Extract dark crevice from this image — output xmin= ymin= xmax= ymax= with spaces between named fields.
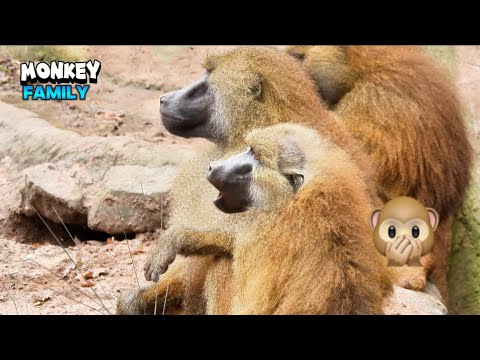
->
xmin=1 ymin=213 xmax=136 ymax=246
xmin=67 ymin=224 xmax=136 ymax=241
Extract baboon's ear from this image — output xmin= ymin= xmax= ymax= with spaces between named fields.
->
xmin=370 ymin=209 xmax=381 ymax=230
xmin=249 ymin=75 xmax=263 ymax=99
xmin=203 ymin=54 xmax=219 ymax=72
xmin=287 ymin=173 xmax=304 ymax=192
xmin=427 ymin=208 xmax=440 ymax=231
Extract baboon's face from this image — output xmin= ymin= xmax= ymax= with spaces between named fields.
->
xmin=159 ymin=56 xmax=264 ymax=143
xmin=160 ymin=73 xmax=214 ymax=139
xmin=160 ymin=47 xmax=309 ymax=144
xmin=207 ymin=147 xmax=257 ymax=214
xmin=207 ymin=145 xmax=304 ymax=214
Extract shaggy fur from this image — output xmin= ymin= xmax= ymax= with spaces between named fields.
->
xmin=117 ymin=47 xmax=382 ymax=315
xmin=231 ymin=124 xmax=392 ymax=314
xmin=286 ymin=46 xmax=473 ymax=298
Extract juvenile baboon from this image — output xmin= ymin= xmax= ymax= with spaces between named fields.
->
xmin=117 ymin=47 xmax=381 ymax=315
xmin=286 ymin=46 xmax=473 ymax=297
xmin=207 ymin=123 xmax=392 ymax=314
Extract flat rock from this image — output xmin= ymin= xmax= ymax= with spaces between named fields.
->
xmin=21 ymin=163 xmax=86 ymax=224
xmin=384 ymin=282 xmax=447 ymax=315
xmin=88 ymin=165 xmax=176 ymax=234
xmin=0 ymin=101 xmax=195 ymax=235
xmin=0 ymin=101 xmax=192 ymax=192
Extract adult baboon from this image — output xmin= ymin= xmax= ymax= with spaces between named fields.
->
xmin=286 ymin=46 xmax=473 ymax=297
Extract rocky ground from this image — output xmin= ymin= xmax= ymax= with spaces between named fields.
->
xmin=0 ymin=46 xmax=478 ymax=315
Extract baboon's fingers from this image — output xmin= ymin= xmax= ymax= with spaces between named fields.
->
xmin=144 ymin=257 xmax=154 ymax=280
xmin=145 ymin=267 xmax=155 ymax=282
xmin=151 ymin=270 xmax=160 ymax=283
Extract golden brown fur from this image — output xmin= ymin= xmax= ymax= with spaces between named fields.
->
xmin=117 ymin=46 xmax=382 ymax=315
xmin=230 ymin=124 xmax=392 ymax=314
xmin=286 ymin=46 xmax=473 ymax=299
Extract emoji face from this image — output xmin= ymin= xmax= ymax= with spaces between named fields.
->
xmin=370 ymin=196 xmax=439 ymax=266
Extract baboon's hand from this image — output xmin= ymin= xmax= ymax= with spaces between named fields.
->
xmin=117 ymin=287 xmax=149 ymax=315
xmin=144 ymin=241 xmax=177 ymax=282
xmin=407 ymin=238 xmax=423 ymax=267
xmin=386 ymin=235 xmax=413 ymax=267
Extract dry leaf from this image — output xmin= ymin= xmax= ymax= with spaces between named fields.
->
xmin=107 ymin=237 xmax=115 ymax=245
xmin=131 ymin=249 xmax=145 ymax=255
xmin=31 ymin=243 xmax=42 ymax=249
xmin=93 ymin=268 xmax=109 ymax=277
xmin=83 ymin=269 xmax=108 ymax=279
xmin=80 ymin=281 xmax=95 ymax=288
xmin=32 ymin=292 xmax=51 ymax=306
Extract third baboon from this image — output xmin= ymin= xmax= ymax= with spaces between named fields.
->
xmin=286 ymin=46 xmax=473 ymax=297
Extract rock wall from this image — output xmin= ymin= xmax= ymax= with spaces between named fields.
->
xmin=445 ymin=46 xmax=480 ymax=314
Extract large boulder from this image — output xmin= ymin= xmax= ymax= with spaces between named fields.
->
xmin=384 ymin=282 xmax=447 ymax=315
xmin=88 ymin=165 xmax=176 ymax=234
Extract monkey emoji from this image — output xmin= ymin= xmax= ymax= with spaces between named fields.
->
xmin=371 ymin=197 xmax=439 ymax=267
xmin=206 ymin=123 xmax=392 ymax=314
xmin=117 ymin=46 xmax=382 ymax=315
xmin=286 ymin=46 xmax=472 ymax=297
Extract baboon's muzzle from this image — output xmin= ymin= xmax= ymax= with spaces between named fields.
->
xmin=207 ymin=157 xmax=253 ymax=214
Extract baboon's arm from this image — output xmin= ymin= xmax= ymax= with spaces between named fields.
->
xmin=144 ymin=228 xmax=233 ymax=282
xmin=176 ymin=230 xmax=234 ymax=257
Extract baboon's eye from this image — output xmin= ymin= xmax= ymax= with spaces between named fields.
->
xmin=249 ymin=83 xmax=261 ymax=98
xmin=286 ymin=173 xmax=304 ymax=192
xmin=412 ymin=226 xmax=420 ymax=238
xmin=388 ymin=226 xmax=396 ymax=239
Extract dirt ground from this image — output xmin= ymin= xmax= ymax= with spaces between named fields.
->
xmin=0 ymin=46 xmax=226 ymax=315
xmin=0 ymin=234 xmax=155 ymax=315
